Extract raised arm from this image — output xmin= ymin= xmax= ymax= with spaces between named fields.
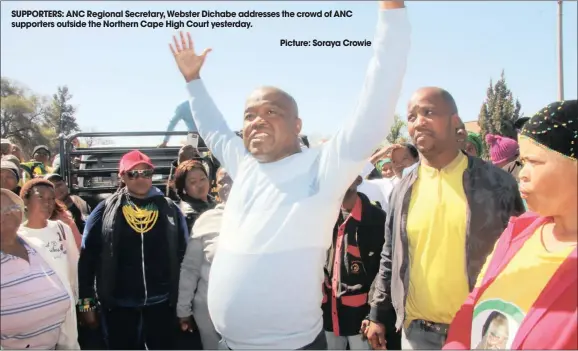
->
xmin=162 ymin=101 xmax=200 ymax=145
xmin=162 ymin=107 xmax=183 ymax=145
xmin=170 ymin=32 xmax=246 ymax=179
xmin=318 ymin=1 xmax=411 ymax=195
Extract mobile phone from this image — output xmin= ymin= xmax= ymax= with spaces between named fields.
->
xmin=187 ymin=133 xmax=199 ymax=149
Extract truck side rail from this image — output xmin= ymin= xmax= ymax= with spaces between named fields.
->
xmin=59 ymin=131 xmax=208 ymax=194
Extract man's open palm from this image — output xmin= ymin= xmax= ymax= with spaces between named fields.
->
xmin=169 ymin=32 xmax=212 ymax=83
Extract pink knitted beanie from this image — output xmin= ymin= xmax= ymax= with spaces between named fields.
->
xmin=485 ymin=134 xmax=519 ymax=165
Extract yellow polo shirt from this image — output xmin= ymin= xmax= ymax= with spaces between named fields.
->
xmin=405 ymin=152 xmax=470 ymax=327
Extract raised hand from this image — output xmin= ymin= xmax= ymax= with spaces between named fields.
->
xmin=379 ymin=1 xmax=405 ymax=10
xmin=169 ymin=32 xmax=212 ymax=83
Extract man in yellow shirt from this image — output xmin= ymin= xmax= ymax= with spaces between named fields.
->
xmin=365 ymin=87 xmax=525 ymax=349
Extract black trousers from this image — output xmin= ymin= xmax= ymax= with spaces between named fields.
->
xmin=102 ymin=301 xmax=177 ymax=350
xmin=299 ymin=330 xmax=328 ymax=350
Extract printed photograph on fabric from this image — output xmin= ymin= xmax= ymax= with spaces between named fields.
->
xmin=471 ymin=299 xmax=525 ymax=349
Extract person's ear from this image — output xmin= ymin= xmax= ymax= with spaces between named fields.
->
xmin=294 ymin=117 xmax=302 ymax=135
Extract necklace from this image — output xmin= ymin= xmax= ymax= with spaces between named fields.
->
xmin=122 ymin=194 xmax=159 ymax=235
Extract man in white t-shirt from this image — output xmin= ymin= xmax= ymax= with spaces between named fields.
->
xmin=168 ymin=1 xmax=411 ymax=349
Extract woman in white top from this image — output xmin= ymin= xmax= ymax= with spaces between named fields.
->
xmin=1 ymin=188 xmax=79 ymax=350
xmin=18 ymin=178 xmax=79 ymax=300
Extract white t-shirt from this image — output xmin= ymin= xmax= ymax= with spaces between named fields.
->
xmin=19 ymin=220 xmax=79 ymax=300
xmin=187 ymin=8 xmax=411 ymax=350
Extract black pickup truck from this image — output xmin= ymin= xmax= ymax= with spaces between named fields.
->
xmin=59 ymin=131 xmax=310 ymax=209
xmin=58 ymin=131 xmax=210 ymax=209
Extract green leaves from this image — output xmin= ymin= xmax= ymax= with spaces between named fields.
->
xmin=478 ymin=70 xmax=522 ymax=158
xmin=385 ymin=113 xmax=409 ymax=146
xmin=0 ymin=77 xmax=79 ymax=157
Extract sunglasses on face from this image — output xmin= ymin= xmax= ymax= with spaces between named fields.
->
xmin=375 ymin=158 xmax=391 ymax=172
xmin=126 ymin=169 xmax=154 ymax=179
xmin=1 ymin=204 xmax=23 ymax=215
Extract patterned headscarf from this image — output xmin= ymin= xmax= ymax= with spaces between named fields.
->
xmin=520 ymin=100 xmax=577 ymax=160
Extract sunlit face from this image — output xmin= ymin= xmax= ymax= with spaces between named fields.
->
xmin=120 ymin=163 xmax=154 ymax=197
xmin=50 ymin=179 xmax=69 ymax=201
xmin=518 ymin=136 xmax=577 ymax=217
xmin=381 ymin=161 xmax=394 ymax=178
xmin=242 ymin=88 xmax=302 ymax=162
xmin=216 ymin=168 xmax=233 ymax=203
xmin=34 ymin=149 xmax=49 ymax=163
xmin=0 ymin=169 xmax=18 ymax=191
xmin=0 ymin=193 xmax=23 ymax=236
xmin=391 ymin=147 xmax=415 ymax=178
xmin=184 ymin=168 xmax=210 ymax=201
xmin=25 ymin=185 xmax=55 ymax=220
xmin=464 ymin=141 xmax=478 ymax=157
xmin=407 ymin=89 xmax=458 ymax=156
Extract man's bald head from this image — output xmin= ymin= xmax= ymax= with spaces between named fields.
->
xmin=411 ymin=87 xmax=458 ymax=116
xmin=246 ymin=86 xmax=299 ymax=119
xmin=242 ymin=86 xmax=303 ymax=163
xmin=407 ymin=87 xmax=461 ymax=157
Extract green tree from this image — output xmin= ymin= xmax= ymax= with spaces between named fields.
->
xmin=385 ymin=113 xmax=408 ymax=145
xmin=43 ymin=86 xmax=80 ymax=141
xmin=478 ymin=70 xmax=522 ymax=157
xmin=0 ymin=77 xmax=51 ymax=157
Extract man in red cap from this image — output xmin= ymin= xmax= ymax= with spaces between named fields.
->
xmin=77 ymin=150 xmax=189 ymax=350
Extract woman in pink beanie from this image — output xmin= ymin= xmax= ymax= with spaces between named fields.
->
xmin=485 ymin=133 xmax=522 ymax=181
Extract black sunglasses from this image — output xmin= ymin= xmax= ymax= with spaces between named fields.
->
xmin=126 ymin=169 xmax=154 ymax=179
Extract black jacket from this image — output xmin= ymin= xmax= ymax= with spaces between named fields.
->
xmin=178 ymin=194 xmax=216 ymax=232
xmin=78 ymin=187 xmax=189 ymax=308
xmin=323 ymin=192 xmax=386 ymax=336
xmin=369 ymin=155 xmax=526 ymax=330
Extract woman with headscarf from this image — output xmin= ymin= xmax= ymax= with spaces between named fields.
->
xmin=18 ymin=179 xmax=80 ymax=299
xmin=464 ymin=132 xmax=483 ymax=157
xmin=443 ymin=100 xmax=578 ymax=350
xmin=1 ymin=189 xmax=79 ymax=349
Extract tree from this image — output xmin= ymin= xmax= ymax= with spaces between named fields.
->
xmin=385 ymin=114 xmax=408 ymax=145
xmin=478 ymin=70 xmax=522 ymax=157
xmin=43 ymin=86 xmax=80 ymax=139
xmin=0 ymin=77 xmax=51 ymax=156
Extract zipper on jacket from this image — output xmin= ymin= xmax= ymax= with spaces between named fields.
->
xmin=141 ymin=234 xmax=148 ymax=305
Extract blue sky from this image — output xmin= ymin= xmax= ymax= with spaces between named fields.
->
xmin=1 ymin=1 xmax=577 ymax=146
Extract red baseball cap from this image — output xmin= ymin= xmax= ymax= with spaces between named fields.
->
xmin=119 ymin=150 xmax=154 ymax=174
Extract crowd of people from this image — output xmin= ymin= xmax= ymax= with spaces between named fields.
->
xmin=2 ymin=1 xmax=577 ymax=350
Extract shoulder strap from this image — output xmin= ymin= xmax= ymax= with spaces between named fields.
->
xmin=56 ymin=220 xmax=67 ymax=241
xmin=165 ymin=197 xmax=180 ymax=224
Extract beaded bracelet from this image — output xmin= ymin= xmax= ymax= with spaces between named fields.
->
xmin=77 ymin=298 xmax=97 ymax=312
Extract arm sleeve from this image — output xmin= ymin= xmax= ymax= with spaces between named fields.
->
xmin=61 ymin=212 xmax=83 ymax=249
xmin=77 ymin=201 xmax=104 ymax=300
xmin=369 ymin=191 xmax=396 ymax=324
xmin=59 ymin=220 xmax=80 ymax=301
xmin=186 ymin=81 xmax=247 ymax=180
xmin=317 ymin=9 xmax=411 ymax=197
xmin=176 ymin=237 xmax=204 ymax=318
xmin=173 ymin=203 xmax=189 ymax=263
